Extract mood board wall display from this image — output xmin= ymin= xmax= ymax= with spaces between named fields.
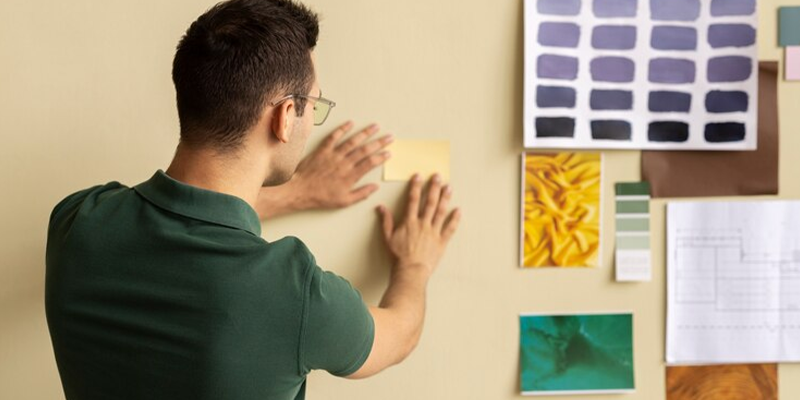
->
xmin=666 ymin=364 xmax=778 ymax=400
xmin=521 ymin=152 xmax=601 ymax=268
xmin=642 ymin=62 xmax=779 ymax=198
xmin=524 ymin=0 xmax=759 ymax=150
xmin=520 ymin=313 xmax=635 ymax=395
xmin=667 ymin=201 xmax=800 ymax=364
xmin=615 ymin=182 xmax=651 ymax=282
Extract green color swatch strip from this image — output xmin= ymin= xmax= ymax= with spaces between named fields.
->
xmin=617 ymin=235 xmax=651 ymax=250
xmin=615 ymin=182 xmax=651 ymax=196
xmin=616 ymin=200 xmax=649 ymax=214
xmin=616 ymin=218 xmax=650 ymax=232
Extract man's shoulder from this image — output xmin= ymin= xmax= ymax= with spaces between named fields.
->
xmin=49 ymin=181 xmax=128 ymax=226
xmin=260 ymin=236 xmax=317 ymax=273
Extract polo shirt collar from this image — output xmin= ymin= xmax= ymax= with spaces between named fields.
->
xmin=134 ymin=170 xmax=262 ymax=237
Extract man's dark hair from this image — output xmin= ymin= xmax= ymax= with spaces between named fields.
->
xmin=172 ymin=0 xmax=319 ymax=152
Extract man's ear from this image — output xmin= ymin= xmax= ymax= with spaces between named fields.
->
xmin=270 ymin=99 xmax=295 ymax=144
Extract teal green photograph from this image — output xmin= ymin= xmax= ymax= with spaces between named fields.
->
xmin=519 ymin=313 xmax=635 ymax=395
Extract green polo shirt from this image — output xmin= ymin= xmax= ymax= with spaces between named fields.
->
xmin=45 ymin=170 xmax=374 ymax=400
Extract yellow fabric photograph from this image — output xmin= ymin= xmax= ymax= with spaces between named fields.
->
xmin=521 ymin=153 xmax=601 ymax=268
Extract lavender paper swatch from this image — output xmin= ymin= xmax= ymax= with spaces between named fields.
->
xmin=537 ymin=86 xmax=577 ymax=108
xmin=649 ymin=91 xmax=692 ymax=113
xmin=650 ymin=0 xmax=700 ymax=21
xmin=711 ymin=0 xmax=756 ymax=17
xmin=592 ymin=26 xmax=637 ymax=50
xmin=651 ymin=26 xmax=697 ymax=50
xmin=591 ymin=57 xmax=635 ymax=83
xmin=537 ymin=55 xmax=579 ymax=80
xmin=593 ymin=0 xmax=637 ymax=18
xmin=649 ymin=58 xmax=696 ymax=84
xmin=708 ymin=24 xmax=756 ymax=48
xmin=537 ymin=0 xmax=581 ymax=16
xmin=707 ymin=56 xmax=752 ymax=82
xmin=538 ymin=22 xmax=580 ymax=48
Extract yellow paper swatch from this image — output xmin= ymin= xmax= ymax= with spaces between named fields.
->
xmin=383 ymin=139 xmax=450 ymax=182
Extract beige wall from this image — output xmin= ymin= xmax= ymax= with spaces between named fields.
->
xmin=2 ymin=0 xmax=799 ymax=398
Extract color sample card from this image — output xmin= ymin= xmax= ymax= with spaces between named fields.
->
xmin=667 ymin=364 xmax=777 ymax=400
xmin=521 ymin=153 xmax=601 ymax=268
xmin=383 ymin=139 xmax=450 ymax=182
xmin=787 ymin=47 xmax=800 ymax=81
xmin=520 ymin=313 xmax=635 ymax=396
xmin=779 ymin=6 xmax=800 ymax=46
xmin=615 ymin=182 xmax=651 ymax=282
xmin=642 ymin=62 xmax=780 ymax=198
xmin=524 ymin=0 xmax=759 ymax=150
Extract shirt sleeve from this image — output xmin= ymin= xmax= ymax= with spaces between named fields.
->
xmin=299 ymin=264 xmax=375 ymax=377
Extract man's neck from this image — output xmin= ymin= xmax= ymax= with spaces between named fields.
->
xmin=165 ymin=143 xmax=264 ymax=210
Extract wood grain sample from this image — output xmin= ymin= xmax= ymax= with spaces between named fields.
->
xmin=666 ymin=364 xmax=777 ymax=400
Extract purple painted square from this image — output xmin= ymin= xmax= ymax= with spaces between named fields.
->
xmin=538 ymin=22 xmax=581 ymax=48
xmin=648 ymin=58 xmax=696 ymax=84
xmin=708 ymin=24 xmax=756 ymax=48
xmin=705 ymin=91 xmax=749 ymax=113
xmin=592 ymin=26 xmax=637 ymax=50
xmin=707 ymin=56 xmax=752 ymax=82
xmin=593 ymin=0 xmax=638 ymax=18
xmin=537 ymin=86 xmax=577 ymax=108
xmin=591 ymin=57 xmax=635 ymax=83
xmin=650 ymin=0 xmax=700 ymax=21
xmin=651 ymin=26 xmax=697 ymax=50
xmin=710 ymin=0 xmax=756 ymax=16
xmin=538 ymin=54 xmax=579 ymax=80
xmin=590 ymin=90 xmax=633 ymax=110
xmin=537 ymin=0 xmax=581 ymax=16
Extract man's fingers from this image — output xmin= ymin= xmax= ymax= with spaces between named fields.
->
xmin=377 ymin=205 xmax=394 ymax=242
xmin=432 ymin=185 xmax=452 ymax=228
xmin=405 ymin=174 xmax=422 ymax=223
xmin=421 ymin=175 xmax=442 ymax=222
xmin=353 ymin=151 xmax=391 ymax=178
xmin=348 ymin=184 xmax=379 ymax=205
xmin=336 ymin=124 xmax=379 ymax=154
xmin=346 ymin=134 xmax=393 ymax=162
xmin=323 ymin=121 xmax=354 ymax=149
xmin=441 ymin=208 xmax=461 ymax=242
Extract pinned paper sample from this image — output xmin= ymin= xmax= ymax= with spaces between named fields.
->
xmin=524 ymin=0 xmax=759 ymax=150
xmin=667 ymin=201 xmax=800 ymax=364
xmin=521 ymin=153 xmax=601 ymax=268
xmin=642 ymin=62 xmax=779 ymax=198
xmin=520 ymin=313 xmax=635 ymax=396
xmin=615 ymin=183 xmax=651 ymax=282
xmin=779 ymin=6 xmax=800 ymax=46
xmin=383 ymin=140 xmax=449 ymax=182
xmin=787 ymin=47 xmax=800 ymax=81
xmin=667 ymin=364 xmax=777 ymax=400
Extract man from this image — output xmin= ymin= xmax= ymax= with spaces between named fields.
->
xmin=44 ymin=0 xmax=461 ymax=399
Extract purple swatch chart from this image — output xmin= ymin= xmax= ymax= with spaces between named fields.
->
xmin=524 ymin=0 xmax=758 ymax=150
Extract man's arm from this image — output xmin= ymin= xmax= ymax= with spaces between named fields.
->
xmin=255 ymin=121 xmax=393 ymax=219
xmin=347 ymin=174 xmax=461 ymax=379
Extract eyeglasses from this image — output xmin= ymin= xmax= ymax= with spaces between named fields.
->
xmin=271 ymin=91 xmax=336 ymax=126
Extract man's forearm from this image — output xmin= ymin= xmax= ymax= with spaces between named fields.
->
xmin=377 ymin=264 xmax=430 ymax=361
xmin=255 ymin=180 xmax=311 ymax=220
